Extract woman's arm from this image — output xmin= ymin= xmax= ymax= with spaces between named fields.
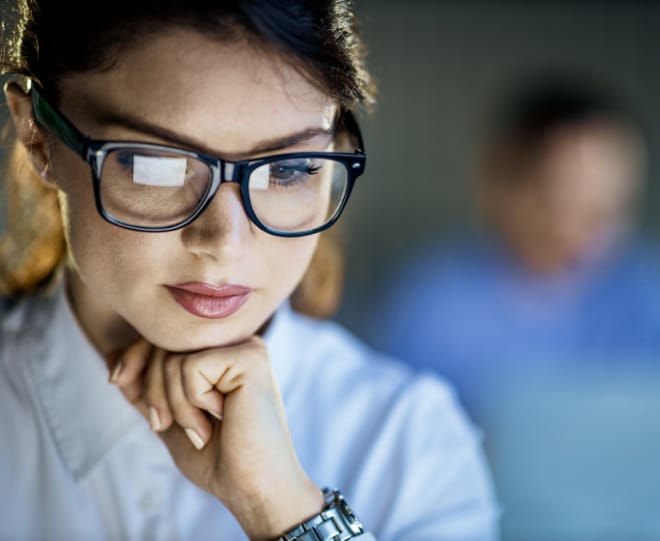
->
xmin=107 ymin=336 xmax=326 ymax=540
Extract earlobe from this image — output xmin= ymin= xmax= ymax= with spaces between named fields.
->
xmin=4 ymin=80 xmax=53 ymax=181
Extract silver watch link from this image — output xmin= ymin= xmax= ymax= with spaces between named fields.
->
xmin=277 ymin=487 xmax=364 ymax=541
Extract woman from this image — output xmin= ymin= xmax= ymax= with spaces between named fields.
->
xmin=0 ymin=1 xmax=498 ymax=539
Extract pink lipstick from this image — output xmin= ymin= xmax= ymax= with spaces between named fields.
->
xmin=165 ymin=282 xmax=251 ymax=319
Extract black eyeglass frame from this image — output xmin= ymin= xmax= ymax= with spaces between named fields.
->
xmin=29 ymin=81 xmax=367 ymax=237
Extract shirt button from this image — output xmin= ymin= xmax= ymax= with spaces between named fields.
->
xmin=138 ymin=491 xmax=161 ymax=514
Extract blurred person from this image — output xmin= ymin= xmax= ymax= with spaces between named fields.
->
xmin=369 ymin=75 xmax=660 ymax=411
xmin=367 ymin=75 xmax=660 ymax=540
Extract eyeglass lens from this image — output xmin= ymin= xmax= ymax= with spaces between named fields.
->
xmin=99 ymin=148 xmax=349 ymax=233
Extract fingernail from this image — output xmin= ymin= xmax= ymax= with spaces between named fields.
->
xmin=209 ymin=410 xmax=223 ymax=421
xmin=109 ymin=360 xmax=123 ymax=383
xmin=185 ymin=428 xmax=205 ymax=450
xmin=148 ymin=407 xmax=161 ymax=432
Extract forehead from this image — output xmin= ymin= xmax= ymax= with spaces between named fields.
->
xmin=58 ymin=28 xmax=337 ymax=152
xmin=536 ymin=121 xmax=641 ymax=171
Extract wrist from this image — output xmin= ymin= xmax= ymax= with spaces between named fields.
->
xmin=276 ymin=488 xmax=365 ymax=541
xmin=230 ymin=477 xmax=325 ymax=541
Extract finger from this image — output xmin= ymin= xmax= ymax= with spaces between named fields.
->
xmin=118 ymin=389 xmax=149 ymax=420
xmin=111 ymin=338 xmax=151 ymax=386
xmin=188 ymin=336 xmax=270 ymax=395
xmin=111 ymin=339 xmax=153 ymax=405
xmin=143 ymin=347 xmax=174 ymax=432
xmin=181 ymin=356 xmax=225 ymax=421
xmin=163 ymin=355 xmax=213 ymax=450
xmin=105 ymin=350 xmax=122 ymax=377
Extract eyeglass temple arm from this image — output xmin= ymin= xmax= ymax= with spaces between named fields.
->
xmin=342 ymin=109 xmax=365 ymax=154
xmin=30 ymin=82 xmax=88 ymax=158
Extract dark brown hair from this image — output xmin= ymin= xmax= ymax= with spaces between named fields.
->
xmin=0 ymin=0 xmax=376 ymax=317
xmin=478 ymin=74 xmax=644 ymax=185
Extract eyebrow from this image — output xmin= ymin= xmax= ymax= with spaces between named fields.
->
xmin=89 ymin=109 xmax=336 ymax=161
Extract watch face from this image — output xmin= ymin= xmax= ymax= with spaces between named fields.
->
xmin=323 ymin=489 xmax=364 ymax=535
xmin=279 ymin=489 xmax=365 ymax=540
xmin=335 ymin=491 xmax=364 ymax=534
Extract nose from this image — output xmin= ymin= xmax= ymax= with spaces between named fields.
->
xmin=179 ymin=182 xmax=252 ymax=260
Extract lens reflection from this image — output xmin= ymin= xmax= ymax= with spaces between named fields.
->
xmin=100 ymin=148 xmax=212 ymax=226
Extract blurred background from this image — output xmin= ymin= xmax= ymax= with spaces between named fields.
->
xmin=338 ymin=2 xmax=660 ymax=541
xmin=2 ymin=1 xmax=660 ymax=540
xmin=340 ymin=0 xmax=660 ymax=328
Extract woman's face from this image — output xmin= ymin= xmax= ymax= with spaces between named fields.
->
xmin=49 ymin=29 xmax=338 ymax=352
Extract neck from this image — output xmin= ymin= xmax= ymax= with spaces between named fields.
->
xmin=64 ymin=267 xmax=141 ymax=357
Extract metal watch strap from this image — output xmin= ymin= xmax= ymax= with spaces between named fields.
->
xmin=277 ymin=488 xmax=364 ymax=541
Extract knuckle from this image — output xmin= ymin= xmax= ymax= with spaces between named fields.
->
xmin=164 ymin=355 xmax=181 ymax=378
xmin=143 ymin=384 xmax=163 ymax=408
xmin=123 ymin=385 xmax=143 ymax=405
xmin=247 ymin=346 xmax=269 ymax=369
xmin=180 ymin=354 xmax=200 ymax=378
xmin=246 ymin=334 xmax=267 ymax=352
xmin=171 ymin=406 xmax=196 ymax=428
xmin=159 ymin=411 xmax=174 ymax=430
xmin=188 ymin=393 xmax=208 ymax=410
xmin=122 ymin=340 xmax=149 ymax=365
xmin=236 ymin=337 xmax=268 ymax=365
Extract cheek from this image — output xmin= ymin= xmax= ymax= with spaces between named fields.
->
xmin=52 ymin=149 xmax=99 ymax=247
xmin=63 ymin=199 xmax=133 ymax=284
xmin=260 ymin=235 xmax=318 ymax=294
xmin=58 ymin=184 xmax=160 ymax=299
xmin=52 ymin=150 xmax=144 ymax=278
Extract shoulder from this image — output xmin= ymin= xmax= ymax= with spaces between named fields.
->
xmin=1 ymin=288 xmax=59 ymax=381
xmin=284 ymin=307 xmax=481 ymax=452
xmin=285 ymin=308 xmax=433 ymax=389
xmin=1 ymin=288 xmax=58 ymax=339
xmin=283 ymin=311 xmax=499 ymax=538
xmin=0 ymin=290 xmax=60 ymax=456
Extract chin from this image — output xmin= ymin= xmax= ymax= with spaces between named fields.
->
xmin=144 ymin=314 xmax=261 ymax=353
xmin=151 ymin=329 xmax=241 ymax=353
xmin=132 ymin=292 xmax=276 ymax=352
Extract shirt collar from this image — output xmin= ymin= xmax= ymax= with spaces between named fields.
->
xmin=29 ymin=281 xmax=300 ymax=480
xmin=30 ymin=283 xmax=144 ymax=480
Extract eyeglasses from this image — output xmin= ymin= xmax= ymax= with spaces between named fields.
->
xmin=29 ymin=81 xmax=366 ymax=237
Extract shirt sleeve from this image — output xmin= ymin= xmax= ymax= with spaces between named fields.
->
xmin=354 ymin=372 xmax=501 ymax=541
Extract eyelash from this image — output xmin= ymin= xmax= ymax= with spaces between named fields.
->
xmin=268 ymin=163 xmax=322 ymax=185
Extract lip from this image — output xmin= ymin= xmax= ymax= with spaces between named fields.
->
xmin=165 ymin=282 xmax=252 ymax=319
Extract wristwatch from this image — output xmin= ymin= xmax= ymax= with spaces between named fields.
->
xmin=277 ymin=487 xmax=365 ymax=541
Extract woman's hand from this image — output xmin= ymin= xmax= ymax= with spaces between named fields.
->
xmin=107 ymin=336 xmax=324 ymax=540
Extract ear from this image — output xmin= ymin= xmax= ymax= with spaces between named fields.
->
xmin=4 ymin=80 xmax=53 ymax=182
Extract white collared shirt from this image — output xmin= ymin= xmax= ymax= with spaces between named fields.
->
xmin=0 ymin=283 xmax=498 ymax=540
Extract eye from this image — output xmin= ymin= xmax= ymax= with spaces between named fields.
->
xmin=269 ymin=160 xmax=322 ymax=183
xmin=115 ymin=150 xmax=134 ymax=171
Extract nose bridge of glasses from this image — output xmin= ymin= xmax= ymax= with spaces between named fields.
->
xmin=222 ymin=161 xmax=236 ymax=181
xmin=207 ymin=160 xmax=240 ymax=195
xmin=215 ymin=160 xmax=247 ymax=184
